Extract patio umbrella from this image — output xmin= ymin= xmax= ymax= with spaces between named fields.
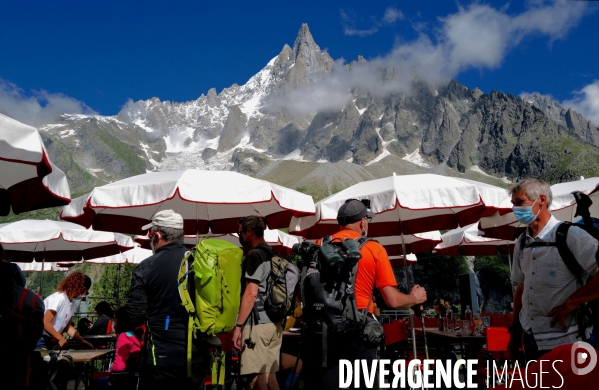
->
xmin=0 ymin=113 xmax=71 ymax=215
xmin=289 ymin=173 xmax=500 ymax=363
xmin=135 ymin=228 xmax=302 ymax=257
xmin=433 ymin=223 xmax=515 ymax=257
xmin=289 ymin=173 xmax=505 ymax=238
xmin=60 ymin=170 xmax=315 ymax=236
xmin=479 ymin=177 xmax=599 ymax=240
xmin=17 ymin=262 xmax=68 ymax=272
xmin=0 ymin=220 xmax=136 ymax=293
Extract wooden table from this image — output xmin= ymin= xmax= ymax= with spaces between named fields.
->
xmin=67 ymin=349 xmax=115 ymax=389
xmin=82 ymin=334 xmax=117 ymax=349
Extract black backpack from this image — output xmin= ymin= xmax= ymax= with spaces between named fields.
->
xmin=295 ymin=236 xmax=383 ymax=365
xmin=518 ymin=191 xmax=599 ymax=345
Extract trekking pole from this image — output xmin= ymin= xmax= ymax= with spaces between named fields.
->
xmin=419 ymin=306 xmax=430 ymax=360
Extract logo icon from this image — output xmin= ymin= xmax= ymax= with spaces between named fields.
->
xmin=570 ymin=341 xmax=598 ymax=375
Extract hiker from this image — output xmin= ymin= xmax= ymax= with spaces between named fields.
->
xmin=38 ymin=271 xmax=94 ymax=350
xmin=303 ymin=199 xmax=427 ymax=390
xmin=232 ymin=216 xmax=282 ymax=390
xmin=507 ymin=179 xmax=599 ymax=361
xmin=127 ymin=209 xmax=209 ymax=390
xmin=86 ymin=300 xmax=115 ymax=335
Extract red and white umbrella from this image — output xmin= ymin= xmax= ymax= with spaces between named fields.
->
xmin=289 ymin=173 xmax=503 ymax=238
xmin=61 ymin=170 xmax=315 ymax=235
xmin=59 ymin=246 xmax=152 ymax=267
xmin=0 ymin=113 xmax=71 ymax=215
xmin=17 ymin=262 xmax=69 ymax=272
xmin=0 ymin=220 xmax=135 ymax=293
xmin=433 ymin=223 xmax=515 ymax=256
xmin=135 ymin=228 xmax=302 ymax=257
xmin=0 ymin=220 xmax=135 ymax=263
xmin=479 ymin=177 xmax=599 ymax=240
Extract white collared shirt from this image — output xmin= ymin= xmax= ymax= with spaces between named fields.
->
xmin=511 ymin=215 xmax=598 ymax=350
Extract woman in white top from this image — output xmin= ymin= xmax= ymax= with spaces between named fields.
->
xmin=39 ymin=271 xmax=94 ymax=349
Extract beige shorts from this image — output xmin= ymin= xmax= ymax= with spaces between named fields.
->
xmin=240 ymin=322 xmax=282 ymax=375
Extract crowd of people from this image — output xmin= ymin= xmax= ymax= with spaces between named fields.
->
xmin=1 ymin=178 xmax=599 ymax=389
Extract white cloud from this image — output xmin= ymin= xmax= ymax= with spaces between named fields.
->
xmin=383 ymin=7 xmax=404 ymax=24
xmin=0 ymin=78 xmax=96 ymax=128
xmin=562 ymin=80 xmax=599 ymax=126
xmin=278 ymin=0 xmax=589 ymax=115
xmin=342 ymin=6 xmax=404 ymax=37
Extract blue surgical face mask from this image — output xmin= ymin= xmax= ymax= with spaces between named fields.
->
xmin=512 ymin=197 xmax=541 ymax=225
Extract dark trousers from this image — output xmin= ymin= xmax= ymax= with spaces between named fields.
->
xmin=139 ymin=363 xmax=207 ymax=390
xmin=523 ymin=332 xmax=551 ymax=362
xmin=304 ymin=332 xmax=378 ymax=390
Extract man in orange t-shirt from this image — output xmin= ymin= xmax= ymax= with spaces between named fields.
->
xmin=305 ymin=199 xmax=427 ymax=390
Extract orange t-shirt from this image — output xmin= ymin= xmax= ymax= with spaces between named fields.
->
xmin=327 ymin=230 xmax=397 ymax=312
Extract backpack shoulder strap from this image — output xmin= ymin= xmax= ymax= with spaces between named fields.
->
xmin=555 ymin=222 xmax=586 ymax=286
xmin=177 ymin=250 xmax=195 ymax=315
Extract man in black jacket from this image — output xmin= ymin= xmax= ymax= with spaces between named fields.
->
xmin=127 ymin=209 xmax=208 ymax=390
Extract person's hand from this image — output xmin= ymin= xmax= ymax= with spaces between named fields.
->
xmin=81 ymin=340 xmax=94 ymax=350
xmin=410 ymin=285 xmax=427 ymax=305
xmin=232 ymin=327 xmax=242 ymax=351
xmin=58 ymin=338 xmax=70 ymax=348
xmin=549 ymin=299 xmax=578 ymax=329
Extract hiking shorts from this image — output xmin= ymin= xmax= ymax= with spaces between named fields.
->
xmin=240 ymin=322 xmax=282 ymax=375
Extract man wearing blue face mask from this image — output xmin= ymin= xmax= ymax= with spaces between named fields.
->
xmin=507 ymin=179 xmax=599 ymax=361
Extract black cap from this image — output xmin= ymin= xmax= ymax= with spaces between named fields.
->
xmin=337 ymin=199 xmax=375 ymax=225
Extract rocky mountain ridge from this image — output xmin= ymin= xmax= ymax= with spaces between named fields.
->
xmin=38 ymin=24 xmax=599 ymax=196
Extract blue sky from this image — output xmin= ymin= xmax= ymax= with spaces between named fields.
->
xmin=1 ymin=0 xmax=598 ymax=126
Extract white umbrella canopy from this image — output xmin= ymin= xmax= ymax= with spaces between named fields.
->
xmin=17 ymin=262 xmax=69 ymax=272
xmin=0 ymin=113 xmax=71 ymax=215
xmin=61 ymin=170 xmax=315 ymax=236
xmin=60 ymin=246 xmax=152 ymax=266
xmin=434 ymin=223 xmax=515 ymax=256
xmin=0 ymin=219 xmax=136 ymax=263
xmin=289 ymin=173 xmax=500 ymax=239
xmin=479 ymin=177 xmax=599 ymax=240
xmin=135 ymin=228 xmax=302 ymax=257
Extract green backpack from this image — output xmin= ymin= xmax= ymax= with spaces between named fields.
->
xmin=178 ymin=238 xmax=243 ymax=377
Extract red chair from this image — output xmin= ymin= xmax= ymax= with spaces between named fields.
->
xmin=477 ymin=327 xmax=524 ymax=387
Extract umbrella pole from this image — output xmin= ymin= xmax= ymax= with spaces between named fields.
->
xmin=400 ymin=231 xmax=423 ymax=390
xmin=39 ymin=242 xmax=47 ymax=295
xmin=196 ymin=203 xmax=199 ymax=245
xmin=40 ymin=259 xmax=45 ymax=295
xmin=115 ymin=264 xmax=122 ymax=306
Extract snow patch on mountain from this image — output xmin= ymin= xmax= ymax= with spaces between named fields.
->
xmin=403 ymin=148 xmax=430 ymax=168
xmin=366 ymin=127 xmax=397 ymax=166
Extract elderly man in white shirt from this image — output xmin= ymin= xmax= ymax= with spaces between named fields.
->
xmin=507 ymin=179 xmax=599 ymax=361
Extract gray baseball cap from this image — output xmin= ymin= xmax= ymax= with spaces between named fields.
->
xmin=141 ymin=209 xmax=184 ymax=230
xmin=337 ymin=199 xmax=374 ymax=225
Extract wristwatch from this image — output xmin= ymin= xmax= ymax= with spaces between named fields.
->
xmin=235 ymin=323 xmax=243 ymax=328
